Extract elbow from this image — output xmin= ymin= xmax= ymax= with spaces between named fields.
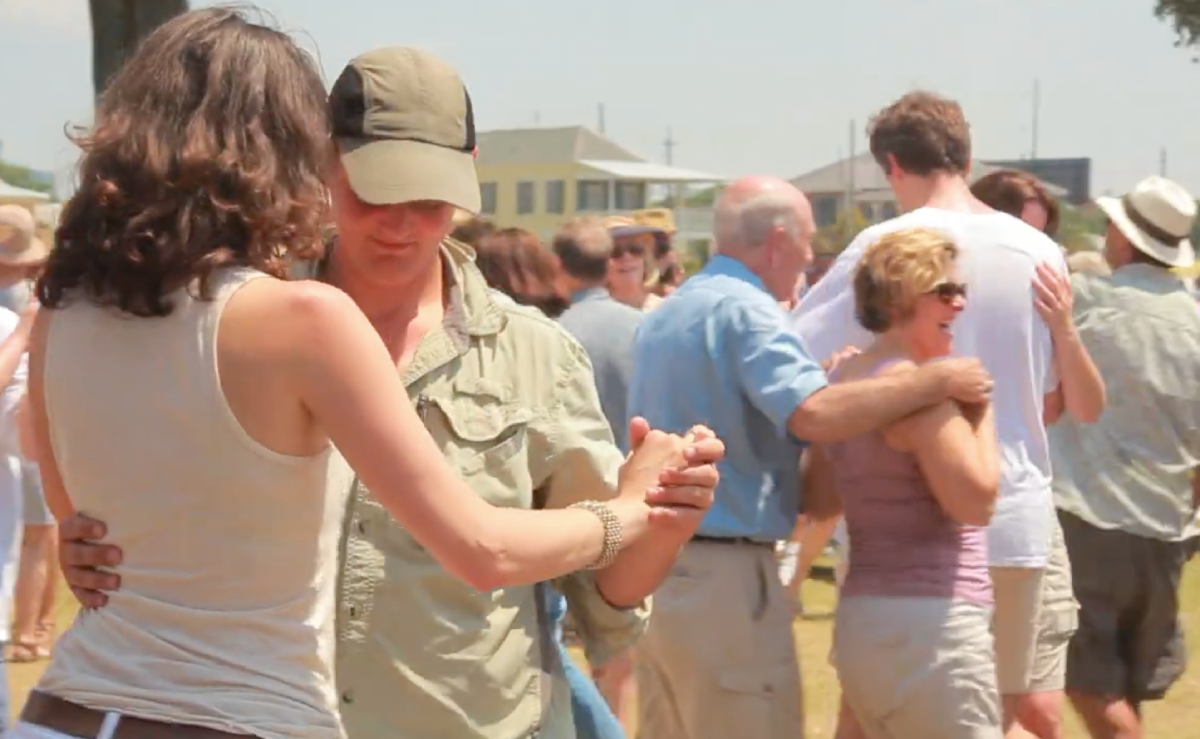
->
xmin=1072 ymin=393 xmax=1107 ymax=424
xmin=960 ymin=477 xmax=999 ymax=527
xmin=788 ymin=402 xmax=837 ymax=444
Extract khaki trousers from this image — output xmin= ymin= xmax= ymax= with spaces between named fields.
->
xmin=635 ymin=540 xmax=803 ymax=739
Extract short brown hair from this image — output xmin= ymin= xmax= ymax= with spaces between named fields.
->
xmin=553 ymin=216 xmax=612 ymax=283
xmin=970 ymin=169 xmax=1060 ymax=238
xmin=854 ymin=228 xmax=959 ymax=333
xmin=476 ymin=228 xmax=569 ymax=317
xmin=451 ymin=217 xmax=496 ymax=247
xmin=38 ymin=6 xmax=330 ymax=317
xmin=868 ymin=91 xmax=971 ymax=177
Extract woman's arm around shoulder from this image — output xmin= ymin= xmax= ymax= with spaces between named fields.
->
xmin=879 ymin=361 xmax=999 ymax=527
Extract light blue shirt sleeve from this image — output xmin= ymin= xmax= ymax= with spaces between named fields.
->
xmin=726 ymin=298 xmax=829 ymax=436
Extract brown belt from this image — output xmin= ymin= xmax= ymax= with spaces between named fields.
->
xmin=22 ymin=692 xmax=253 ymax=739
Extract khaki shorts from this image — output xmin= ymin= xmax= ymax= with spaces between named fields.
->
xmin=990 ymin=566 xmax=1046 ymax=695
xmin=636 ymin=540 xmax=803 ymax=739
xmin=835 ymin=596 xmax=1002 ymax=739
xmin=1028 ymin=515 xmax=1078 ymax=693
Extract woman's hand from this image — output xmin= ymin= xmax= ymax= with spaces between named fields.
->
xmin=1033 ymin=262 xmax=1076 ymax=337
xmin=615 ymin=420 xmax=724 ymax=541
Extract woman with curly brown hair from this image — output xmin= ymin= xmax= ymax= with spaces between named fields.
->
xmin=14 ymin=8 xmax=715 ymax=739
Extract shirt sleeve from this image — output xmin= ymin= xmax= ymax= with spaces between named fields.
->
xmin=790 ymin=239 xmax=874 ymax=362
xmin=725 ymin=298 xmax=829 ymax=437
xmin=532 ymin=336 xmax=649 ymax=664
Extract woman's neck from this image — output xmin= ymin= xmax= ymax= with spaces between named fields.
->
xmin=609 ymin=282 xmax=645 ymax=308
xmin=869 ymin=329 xmax=937 ymax=365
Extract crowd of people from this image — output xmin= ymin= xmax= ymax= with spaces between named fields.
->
xmin=0 ymin=5 xmax=1197 ymax=739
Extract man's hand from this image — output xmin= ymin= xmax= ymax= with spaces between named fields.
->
xmin=927 ymin=358 xmax=994 ymax=405
xmin=58 ymin=513 xmax=122 ymax=609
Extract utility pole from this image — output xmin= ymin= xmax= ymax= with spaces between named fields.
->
xmin=533 ymin=110 xmax=541 ymax=126
xmin=844 ymin=119 xmax=856 ymax=220
xmin=1160 ymin=147 xmax=1168 ymax=176
xmin=597 ymin=104 xmax=606 ymax=135
xmin=663 ymin=128 xmax=677 ymax=165
xmin=1031 ymin=78 xmax=1040 ymax=160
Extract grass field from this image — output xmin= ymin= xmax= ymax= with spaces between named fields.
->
xmin=10 ymin=562 xmax=1200 ymax=738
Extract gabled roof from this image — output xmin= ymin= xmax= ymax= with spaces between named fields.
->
xmin=476 ymin=126 xmax=643 ymax=166
xmin=789 ymin=153 xmax=1068 ymax=198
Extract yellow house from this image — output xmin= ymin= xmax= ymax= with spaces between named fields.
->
xmin=474 ymin=126 xmax=723 ymax=240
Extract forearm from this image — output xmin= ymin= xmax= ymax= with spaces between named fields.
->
xmin=790 ymin=368 xmax=945 ymax=443
xmin=439 ymin=505 xmax=625 ymax=592
xmin=1053 ymin=329 xmax=1106 ymax=423
xmin=593 ymin=532 xmax=687 ymax=608
xmin=0 ymin=330 xmax=26 ymax=390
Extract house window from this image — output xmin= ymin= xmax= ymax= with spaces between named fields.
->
xmin=812 ymin=196 xmax=839 ymax=227
xmin=480 ymin=182 xmax=498 ymax=215
xmin=545 ymin=180 xmax=565 ymax=214
xmin=516 ymin=181 xmax=535 ymax=215
xmin=879 ymin=201 xmax=898 ymax=221
xmin=576 ymin=180 xmax=609 ymax=212
xmin=614 ymin=182 xmax=646 ymax=211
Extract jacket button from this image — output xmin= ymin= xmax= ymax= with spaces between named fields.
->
xmin=342 ymin=690 xmax=354 ymax=704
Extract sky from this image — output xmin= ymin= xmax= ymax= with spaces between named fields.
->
xmin=1 ymin=0 xmax=1197 ymax=199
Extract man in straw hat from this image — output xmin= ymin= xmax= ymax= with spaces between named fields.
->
xmin=1051 ymin=175 xmax=1200 ymax=739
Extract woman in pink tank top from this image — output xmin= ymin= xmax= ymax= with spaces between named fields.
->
xmin=805 ymin=228 xmax=1002 ymax=739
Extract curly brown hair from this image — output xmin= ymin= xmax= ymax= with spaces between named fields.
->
xmin=868 ymin=91 xmax=971 ymax=178
xmin=476 ymin=228 xmax=569 ymax=318
xmin=39 ymin=6 xmax=331 ymax=317
xmin=971 ymin=169 xmax=1060 ymax=238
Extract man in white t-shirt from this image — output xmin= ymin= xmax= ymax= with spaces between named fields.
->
xmin=792 ymin=91 xmax=1066 ymax=739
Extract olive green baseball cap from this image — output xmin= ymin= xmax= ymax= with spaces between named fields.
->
xmin=329 ymin=47 xmax=481 ymax=213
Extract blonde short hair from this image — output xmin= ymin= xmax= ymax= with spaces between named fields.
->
xmin=854 ymin=227 xmax=959 ymax=333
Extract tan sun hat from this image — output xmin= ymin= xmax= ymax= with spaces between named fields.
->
xmin=330 ymin=47 xmax=481 ymax=213
xmin=633 ymin=207 xmax=676 ymax=235
xmin=1095 ymin=176 xmax=1195 ymax=269
xmin=0 ymin=205 xmax=50 ymax=267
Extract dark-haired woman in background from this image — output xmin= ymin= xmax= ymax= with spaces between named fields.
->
xmin=474 ymin=227 xmax=626 ymax=739
xmin=14 ymin=8 xmax=716 ymax=739
xmin=475 ymin=227 xmax=570 ymax=317
xmin=972 ymin=170 xmax=1107 ymax=739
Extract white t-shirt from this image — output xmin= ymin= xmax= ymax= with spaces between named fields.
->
xmin=0 ymin=307 xmax=26 ymax=642
xmin=792 ymin=207 xmax=1065 ymax=568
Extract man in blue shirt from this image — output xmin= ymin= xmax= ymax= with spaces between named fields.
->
xmin=628 ymin=175 xmax=994 ymax=739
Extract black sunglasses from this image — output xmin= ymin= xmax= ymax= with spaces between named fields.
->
xmin=929 ymin=281 xmax=968 ymax=302
xmin=612 ymin=243 xmax=646 ymax=259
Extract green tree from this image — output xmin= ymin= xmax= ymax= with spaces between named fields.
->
xmin=89 ymin=0 xmax=189 ymax=98
xmin=1155 ymin=0 xmax=1200 ymax=53
xmin=813 ymin=206 xmax=869 ymax=256
xmin=0 ymin=161 xmax=52 ymax=195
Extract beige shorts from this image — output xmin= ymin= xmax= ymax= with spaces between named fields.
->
xmin=990 ymin=565 xmax=1046 ymax=695
xmin=1028 ymin=516 xmax=1078 ymax=693
xmin=835 ymin=595 xmax=1003 ymax=739
xmin=636 ymin=541 xmax=803 ymax=739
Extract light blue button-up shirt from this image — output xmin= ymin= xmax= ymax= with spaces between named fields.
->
xmin=627 ymin=255 xmax=829 ymax=542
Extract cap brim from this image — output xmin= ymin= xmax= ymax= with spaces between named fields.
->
xmin=1096 ymin=196 xmax=1195 ymax=269
xmin=340 ymin=139 xmax=482 ymax=214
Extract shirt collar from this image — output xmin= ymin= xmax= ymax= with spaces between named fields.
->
xmin=1111 ymin=263 xmax=1187 ymax=292
xmin=702 ymin=254 xmax=769 ymax=294
xmin=571 ymin=286 xmax=611 ymax=304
